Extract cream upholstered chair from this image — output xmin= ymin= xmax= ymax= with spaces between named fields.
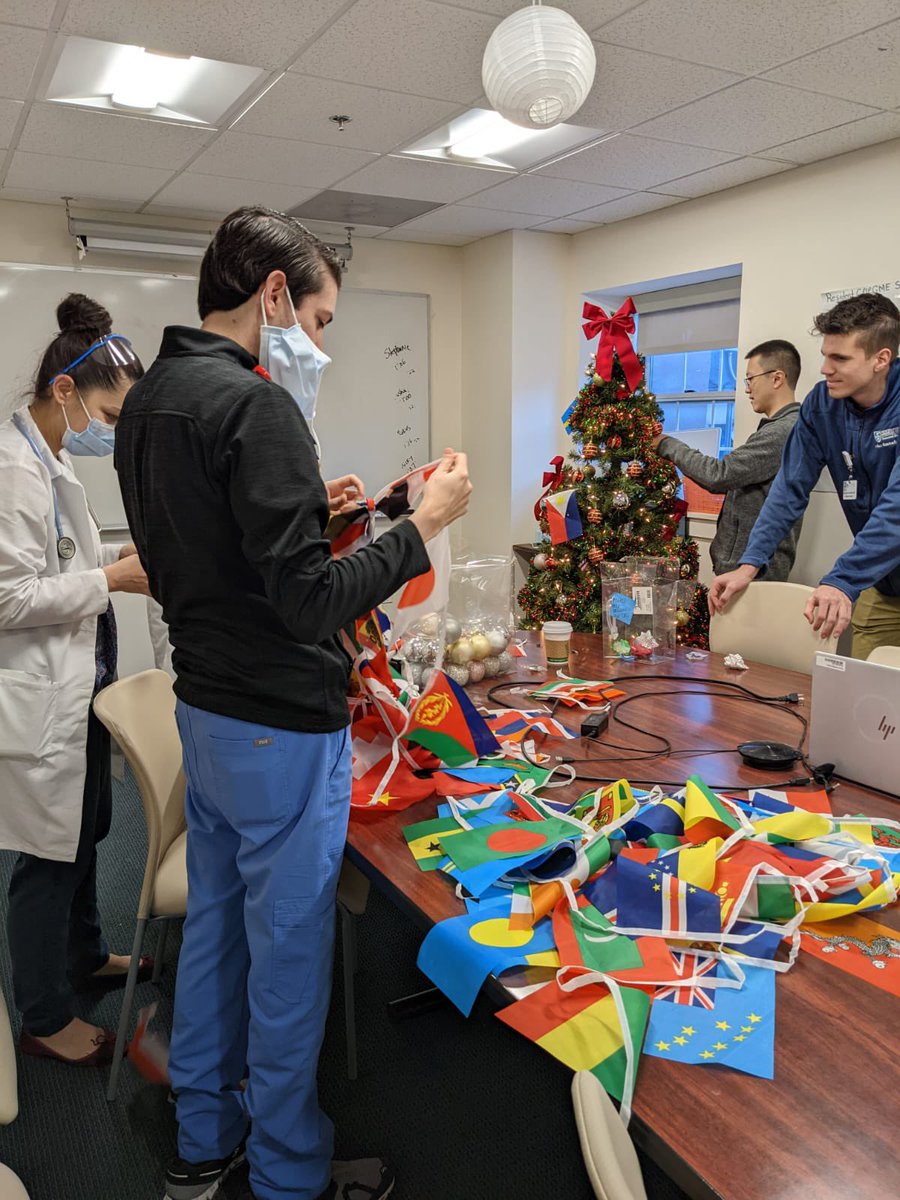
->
xmin=93 ymin=669 xmax=369 ymax=1099
xmin=868 ymin=645 xmax=900 ymax=668
xmin=709 ymin=581 xmax=838 ymax=674
xmin=571 ymin=1072 xmax=647 ymax=1200
xmin=0 ymin=992 xmax=32 ymax=1198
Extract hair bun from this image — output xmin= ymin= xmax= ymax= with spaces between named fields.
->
xmin=56 ymin=293 xmax=112 ymax=337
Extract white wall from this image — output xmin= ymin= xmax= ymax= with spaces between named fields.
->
xmin=568 ymin=138 xmax=900 ymax=587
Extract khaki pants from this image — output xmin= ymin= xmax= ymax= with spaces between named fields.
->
xmin=850 ymin=586 xmax=900 ymax=660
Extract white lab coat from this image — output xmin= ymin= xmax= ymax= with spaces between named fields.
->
xmin=0 ymin=407 xmax=121 ymax=863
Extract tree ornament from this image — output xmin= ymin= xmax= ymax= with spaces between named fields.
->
xmin=588 ymin=547 xmax=604 ymax=563
xmin=611 ymin=636 xmax=631 ymax=657
xmin=652 ymin=421 xmax=663 ymax=436
xmin=607 ymin=435 xmax=622 ymax=449
xmin=532 ymin=552 xmax=548 ymax=571
xmin=469 ymin=633 xmax=491 ymax=661
xmin=592 ymin=372 xmax=605 ymax=386
xmin=676 ymin=607 xmax=690 ymax=626
xmin=612 ymin=491 xmax=630 ymax=510
xmin=467 ymin=660 xmax=486 ymax=684
xmin=445 ymin=614 xmax=462 ymax=643
xmin=583 ymin=441 xmax=598 ymax=459
xmin=582 ymin=464 xmax=596 ymax=479
xmin=627 ymin=461 xmax=642 ymax=479
xmin=450 ymin=638 xmax=474 ymax=665
xmin=485 ymin=627 xmax=509 ymax=653
xmin=662 ymin=481 xmax=677 ymax=497
xmin=497 ymin=650 xmax=514 ymax=674
xmin=545 ymin=556 xmax=558 ymax=569
xmin=482 ymin=655 xmax=502 ymax=678
xmin=680 ymin=562 xmax=692 ymax=578
xmin=587 ymin=507 xmax=602 ymax=524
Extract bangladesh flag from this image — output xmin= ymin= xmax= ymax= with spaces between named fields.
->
xmin=441 ymin=816 xmax=579 ymax=872
xmin=403 ymin=670 xmax=499 ymax=767
xmin=497 ymin=977 xmax=649 ymax=1104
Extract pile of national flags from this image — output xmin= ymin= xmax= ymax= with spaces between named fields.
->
xmin=405 ymin=773 xmax=900 ymax=1120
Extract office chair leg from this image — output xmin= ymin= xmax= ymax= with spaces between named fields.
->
xmin=107 ymin=918 xmax=147 ymax=1102
xmin=339 ymin=904 xmax=358 ymax=1081
xmin=153 ymin=920 xmax=169 ymax=984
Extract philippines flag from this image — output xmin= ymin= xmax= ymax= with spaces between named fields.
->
xmin=544 ymin=489 xmax=583 ymax=544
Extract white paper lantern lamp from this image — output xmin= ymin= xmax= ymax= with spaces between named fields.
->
xmin=482 ymin=3 xmax=597 ymax=130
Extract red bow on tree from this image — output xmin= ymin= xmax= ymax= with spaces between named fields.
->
xmin=582 ymin=297 xmax=643 ymax=392
xmin=534 ymin=455 xmax=564 ymax=520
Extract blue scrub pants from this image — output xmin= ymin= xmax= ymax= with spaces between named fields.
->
xmin=171 ymin=701 xmax=351 ymax=1200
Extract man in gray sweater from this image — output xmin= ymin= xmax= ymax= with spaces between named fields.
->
xmin=651 ymin=340 xmax=803 ymax=579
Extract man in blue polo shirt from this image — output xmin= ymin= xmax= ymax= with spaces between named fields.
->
xmin=709 ymin=292 xmax=900 ymax=658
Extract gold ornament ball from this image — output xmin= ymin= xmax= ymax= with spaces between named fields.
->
xmin=676 ymin=608 xmax=690 ymax=626
xmin=450 ymin=638 xmax=474 ymax=665
xmin=592 ymin=372 xmax=604 ymax=386
xmin=469 ymin=633 xmax=491 ymax=661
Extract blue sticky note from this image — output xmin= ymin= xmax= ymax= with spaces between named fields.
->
xmin=609 ymin=591 xmax=635 ymax=624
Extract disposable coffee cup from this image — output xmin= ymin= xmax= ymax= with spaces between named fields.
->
xmin=542 ymin=620 xmax=573 ymax=665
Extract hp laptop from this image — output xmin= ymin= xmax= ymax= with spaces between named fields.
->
xmin=809 ymin=652 xmax=900 ymax=794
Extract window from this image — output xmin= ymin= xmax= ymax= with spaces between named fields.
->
xmin=647 ymin=347 xmax=739 ymax=455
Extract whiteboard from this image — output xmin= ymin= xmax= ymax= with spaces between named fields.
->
xmin=0 ymin=264 xmax=430 ymax=528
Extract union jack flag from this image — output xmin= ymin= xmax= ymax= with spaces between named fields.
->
xmin=654 ymin=952 xmax=718 ymax=1010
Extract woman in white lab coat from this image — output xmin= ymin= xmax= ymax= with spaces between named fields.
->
xmin=0 ymin=294 xmax=151 ymax=1066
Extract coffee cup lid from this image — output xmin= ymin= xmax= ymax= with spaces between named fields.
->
xmin=542 ymin=621 xmax=573 ymax=636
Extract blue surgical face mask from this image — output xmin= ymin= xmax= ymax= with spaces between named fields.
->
xmin=61 ymin=390 xmax=116 ymax=457
xmin=258 ymin=292 xmax=331 ymax=458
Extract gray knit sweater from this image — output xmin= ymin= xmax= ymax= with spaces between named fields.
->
xmin=656 ymin=402 xmax=802 ymax=579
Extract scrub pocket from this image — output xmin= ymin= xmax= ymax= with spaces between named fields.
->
xmin=207 ymin=727 xmax=289 ymax=827
xmin=0 ymin=669 xmax=57 ymax=761
xmin=271 ymin=897 xmax=327 ymax=1002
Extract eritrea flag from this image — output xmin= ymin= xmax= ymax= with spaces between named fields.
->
xmin=403 ymin=669 xmax=499 ymax=767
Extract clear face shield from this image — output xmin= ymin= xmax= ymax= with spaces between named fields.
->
xmin=49 ymin=333 xmax=141 ymax=385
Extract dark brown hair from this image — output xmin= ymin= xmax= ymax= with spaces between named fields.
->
xmin=746 ymin=339 xmax=801 ymax=389
xmin=813 ymin=293 xmax=900 ymax=358
xmin=33 ymin=293 xmax=143 ymax=399
xmin=197 ymin=206 xmax=343 ymax=319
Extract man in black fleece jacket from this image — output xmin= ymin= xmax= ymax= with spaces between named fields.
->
xmin=115 ymin=207 xmax=470 ymax=1200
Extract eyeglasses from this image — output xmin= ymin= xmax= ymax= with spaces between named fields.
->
xmin=743 ymin=369 xmax=778 ymax=387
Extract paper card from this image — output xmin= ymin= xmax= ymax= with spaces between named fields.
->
xmin=632 ymin=586 xmax=654 ymax=615
xmin=609 ymin=592 xmax=635 ymax=624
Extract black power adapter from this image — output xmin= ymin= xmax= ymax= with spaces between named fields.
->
xmin=581 ymin=710 xmax=610 ymax=739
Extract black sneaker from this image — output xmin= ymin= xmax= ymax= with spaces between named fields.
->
xmin=328 ymin=1159 xmax=396 ymax=1200
xmin=164 ymin=1142 xmax=246 ymax=1200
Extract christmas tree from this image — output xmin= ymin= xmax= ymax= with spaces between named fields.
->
xmin=518 ymin=298 xmax=709 ymax=648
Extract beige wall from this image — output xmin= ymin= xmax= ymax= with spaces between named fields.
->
xmin=568 ymin=138 xmax=900 ymax=587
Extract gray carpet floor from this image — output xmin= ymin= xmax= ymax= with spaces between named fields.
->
xmin=0 ymin=766 xmax=688 ymax=1200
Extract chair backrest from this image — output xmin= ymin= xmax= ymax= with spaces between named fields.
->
xmin=571 ymin=1072 xmax=647 ymax=1200
xmin=867 ymin=645 xmax=900 ymax=669
xmin=93 ymin=670 xmax=186 ymax=921
xmin=709 ymin=581 xmax=838 ymax=674
xmin=0 ymin=990 xmax=18 ymax=1125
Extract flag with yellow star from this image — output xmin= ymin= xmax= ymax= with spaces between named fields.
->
xmin=644 ymin=963 xmax=775 ymax=1078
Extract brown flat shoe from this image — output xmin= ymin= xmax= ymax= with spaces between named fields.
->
xmin=19 ymin=1027 xmax=119 ymax=1067
xmin=70 ymin=954 xmax=155 ymax=993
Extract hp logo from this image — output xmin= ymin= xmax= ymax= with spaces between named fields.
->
xmin=878 ymin=716 xmax=896 ymax=741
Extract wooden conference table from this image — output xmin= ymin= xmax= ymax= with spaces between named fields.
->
xmin=345 ymin=633 xmax=900 ymax=1200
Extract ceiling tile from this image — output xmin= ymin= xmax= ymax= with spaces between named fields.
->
xmin=593 ymin=0 xmax=900 ymax=73
xmin=762 ymin=19 xmax=900 ymax=110
xmin=0 ymin=2 xmax=56 ymax=28
xmin=292 ymin=0 xmax=496 ymax=102
xmin=577 ymin=44 xmax=740 ymax=131
xmin=537 ymin=134 xmax=735 ymax=191
xmin=569 ymin=191 xmax=685 ymax=223
xmin=761 ymin=112 xmax=900 ymax=165
xmin=190 ymin=130 xmax=378 ymax=188
xmin=0 ymin=98 xmax=23 ymax=148
xmin=461 ymin=173 xmax=628 ymax=217
xmin=380 ymin=203 xmax=536 ymax=244
xmin=332 ymin=155 xmax=506 ymax=203
xmin=146 ymin=173 xmax=319 ymax=219
xmin=0 ymin=24 xmax=45 ymax=99
xmin=429 ymin=0 xmax=639 ymax=29
xmin=4 ymin=151 xmax=173 ymax=203
xmin=530 ymin=216 xmax=602 ymax=234
xmin=238 ymin=72 xmax=463 ymax=153
xmin=19 ymin=103 xmax=214 ymax=169
xmin=655 ymin=155 xmax=792 ymax=198
xmin=0 ymin=187 xmax=141 ymax=211
xmin=632 ymin=80 xmax=878 ymax=155
xmin=61 ymin=0 xmax=352 ymax=69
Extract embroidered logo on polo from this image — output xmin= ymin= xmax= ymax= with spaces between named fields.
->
xmin=873 ymin=426 xmax=898 ymax=448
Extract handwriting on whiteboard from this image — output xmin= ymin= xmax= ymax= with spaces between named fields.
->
xmin=388 ymin=342 xmax=421 ymax=471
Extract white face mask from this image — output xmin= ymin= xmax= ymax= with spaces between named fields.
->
xmin=258 ymin=291 xmax=331 ymax=458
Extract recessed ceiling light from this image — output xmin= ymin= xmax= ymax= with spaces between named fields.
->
xmin=401 ymin=107 xmax=608 ymax=171
xmin=44 ymin=36 xmax=265 ymax=126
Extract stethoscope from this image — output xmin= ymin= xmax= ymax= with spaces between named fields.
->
xmin=12 ymin=412 xmax=77 ymax=561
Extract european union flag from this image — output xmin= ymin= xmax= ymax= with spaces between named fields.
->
xmin=644 ymin=962 xmax=776 ymax=1079
xmin=616 ymin=855 xmax=721 ymax=935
